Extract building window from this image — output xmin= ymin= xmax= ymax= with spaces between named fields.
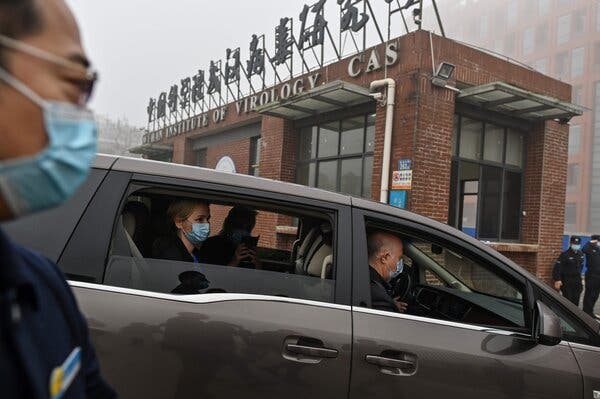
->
xmin=569 ymin=125 xmax=582 ymax=155
xmin=571 ymin=47 xmax=585 ymax=78
xmin=535 ymin=57 xmax=549 ymax=74
xmin=572 ymin=85 xmax=583 ymax=106
xmin=523 ymin=28 xmax=535 ymax=56
xmin=567 ymin=164 xmax=580 ymax=192
xmin=296 ymin=113 xmax=375 ymax=198
xmin=555 ymin=51 xmax=570 ymax=80
xmin=535 ymin=24 xmax=548 ymax=51
xmin=538 ymin=0 xmax=550 ymax=16
xmin=565 ymin=203 xmax=577 ymax=232
xmin=572 ymin=9 xmax=586 ymax=38
xmin=557 ymin=14 xmax=571 ymax=45
xmin=450 ymin=115 xmax=525 ymax=241
xmin=196 ymin=148 xmax=207 ymax=167
xmin=249 ymin=136 xmax=261 ymax=176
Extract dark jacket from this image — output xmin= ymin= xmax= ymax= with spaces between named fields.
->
xmin=198 ymin=235 xmax=237 ymax=266
xmin=0 ymin=229 xmax=116 ymax=399
xmin=582 ymin=242 xmax=600 ymax=277
xmin=152 ymin=235 xmax=200 ymax=263
xmin=197 ymin=235 xmax=257 ymax=268
xmin=552 ymin=248 xmax=584 ymax=281
xmin=369 ymin=266 xmax=398 ymax=313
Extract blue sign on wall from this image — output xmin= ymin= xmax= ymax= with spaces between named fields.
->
xmin=398 ymin=159 xmax=412 ymax=171
xmin=390 ymin=190 xmax=408 ymax=209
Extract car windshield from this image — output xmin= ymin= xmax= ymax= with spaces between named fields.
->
xmin=405 ymin=240 xmax=523 ymax=302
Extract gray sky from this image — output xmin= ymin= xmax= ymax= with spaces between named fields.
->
xmin=66 ymin=0 xmax=435 ymax=128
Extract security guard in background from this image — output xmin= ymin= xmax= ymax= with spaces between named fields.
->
xmin=553 ymin=236 xmax=585 ymax=306
xmin=582 ymin=235 xmax=600 ymax=318
xmin=0 ymin=0 xmax=115 ymax=397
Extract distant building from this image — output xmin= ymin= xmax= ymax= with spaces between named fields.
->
xmin=432 ymin=0 xmax=600 ymax=236
xmin=96 ymin=115 xmax=144 ymax=157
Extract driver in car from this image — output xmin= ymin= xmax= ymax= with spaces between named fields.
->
xmin=367 ymin=230 xmax=408 ymax=313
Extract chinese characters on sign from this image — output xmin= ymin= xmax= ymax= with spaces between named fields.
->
xmin=392 ymin=170 xmax=413 ymax=190
xmin=338 ymin=0 xmax=369 ymax=32
xmin=144 ymin=0 xmax=418 ymax=142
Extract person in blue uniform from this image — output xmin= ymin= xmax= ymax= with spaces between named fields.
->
xmin=582 ymin=235 xmax=600 ymax=318
xmin=553 ymin=236 xmax=585 ymax=306
xmin=0 ymin=0 xmax=115 ymax=397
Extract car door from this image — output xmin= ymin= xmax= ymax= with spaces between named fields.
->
xmin=537 ymin=292 xmax=600 ymax=399
xmin=349 ymin=205 xmax=583 ymax=399
xmin=62 ymin=170 xmax=353 ymax=399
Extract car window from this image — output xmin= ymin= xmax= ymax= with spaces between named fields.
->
xmin=363 ymin=220 xmax=527 ymax=330
xmin=104 ymin=187 xmax=336 ymax=303
xmin=1 ymin=169 xmax=106 ymax=262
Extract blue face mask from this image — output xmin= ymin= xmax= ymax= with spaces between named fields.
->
xmin=571 ymin=244 xmax=581 ymax=251
xmin=185 ymin=223 xmax=210 ymax=246
xmin=0 ymin=67 xmax=97 ymax=218
xmin=389 ymin=258 xmax=404 ymax=280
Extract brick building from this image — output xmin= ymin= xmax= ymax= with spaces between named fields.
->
xmin=133 ymin=30 xmax=581 ymax=283
xmin=431 ymin=0 xmax=600 ymax=236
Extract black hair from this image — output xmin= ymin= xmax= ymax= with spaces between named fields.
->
xmin=222 ymin=206 xmax=257 ymax=233
xmin=0 ymin=0 xmax=43 ymax=68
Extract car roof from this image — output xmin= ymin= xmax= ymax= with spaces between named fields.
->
xmin=94 ymin=153 xmax=351 ymax=205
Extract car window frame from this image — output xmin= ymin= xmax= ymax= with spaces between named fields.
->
xmin=102 ymin=172 xmax=353 ymax=306
xmin=535 ymin=288 xmax=600 ymax=347
xmin=352 ymin=207 xmax=534 ymax=335
xmin=58 ymin=170 xmax=132 ymax=283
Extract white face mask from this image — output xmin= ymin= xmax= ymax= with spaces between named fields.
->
xmin=389 ymin=258 xmax=404 ymax=280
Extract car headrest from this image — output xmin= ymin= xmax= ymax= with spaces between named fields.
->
xmin=122 ymin=212 xmax=136 ymax=237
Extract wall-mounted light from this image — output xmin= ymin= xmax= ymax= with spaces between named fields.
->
xmin=431 ymin=62 xmax=460 ymax=92
xmin=435 ymin=62 xmax=455 ymax=80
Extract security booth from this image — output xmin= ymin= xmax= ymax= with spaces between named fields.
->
xmin=135 ymin=30 xmax=583 ymax=283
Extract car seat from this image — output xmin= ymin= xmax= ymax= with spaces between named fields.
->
xmin=294 ymin=222 xmax=333 ymax=279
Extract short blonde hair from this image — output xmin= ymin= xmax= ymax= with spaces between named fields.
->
xmin=167 ymin=199 xmax=209 ymax=224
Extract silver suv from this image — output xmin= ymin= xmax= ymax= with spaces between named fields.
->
xmin=3 ymin=154 xmax=599 ymax=399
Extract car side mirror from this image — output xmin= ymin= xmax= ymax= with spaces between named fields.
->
xmin=534 ymin=301 xmax=562 ymax=346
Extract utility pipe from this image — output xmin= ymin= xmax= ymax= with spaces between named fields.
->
xmin=370 ymin=78 xmax=396 ymax=204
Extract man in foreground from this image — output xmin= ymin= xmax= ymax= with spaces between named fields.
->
xmin=0 ymin=0 xmax=115 ymax=397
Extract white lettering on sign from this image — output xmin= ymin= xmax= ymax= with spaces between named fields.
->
xmin=346 ymin=40 xmax=399 ymax=78
xmin=366 ymin=50 xmax=382 ymax=73
xmin=281 ymin=83 xmax=292 ymax=100
xmin=386 ymin=41 xmax=399 ymax=66
xmin=293 ymin=79 xmax=304 ymax=95
xmin=348 ymin=55 xmax=362 ymax=77
xmin=308 ymin=73 xmax=320 ymax=89
xmin=143 ymin=43 xmax=400 ymax=144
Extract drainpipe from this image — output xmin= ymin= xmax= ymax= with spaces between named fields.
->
xmin=370 ymin=78 xmax=396 ymax=204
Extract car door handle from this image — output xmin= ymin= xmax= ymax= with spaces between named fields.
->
xmin=365 ymin=351 xmax=418 ymax=376
xmin=286 ymin=343 xmax=339 ymax=358
xmin=282 ymin=336 xmax=339 ymax=364
xmin=365 ymin=355 xmax=414 ymax=368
